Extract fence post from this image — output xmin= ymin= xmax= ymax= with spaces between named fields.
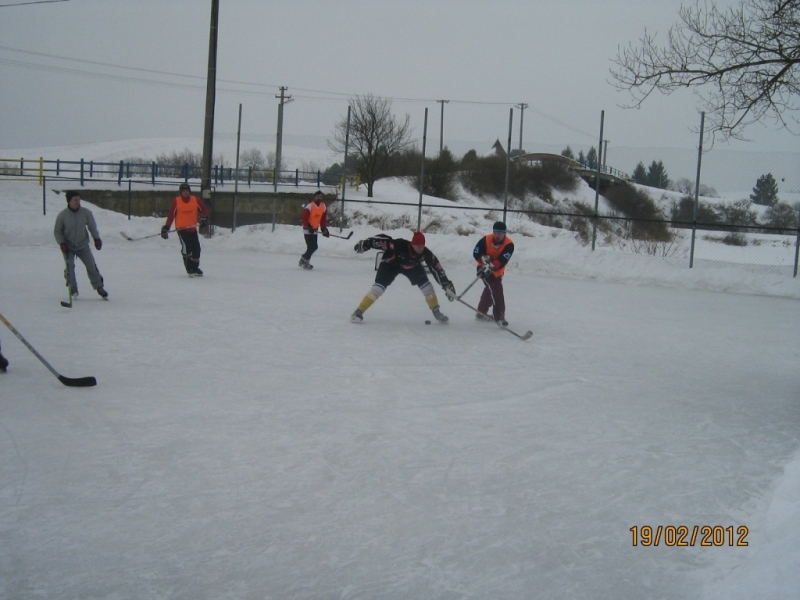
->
xmin=128 ymin=179 xmax=132 ymax=220
xmin=689 ymin=112 xmax=705 ymax=269
xmin=151 ymin=162 xmax=156 ymax=186
xmin=591 ymin=110 xmax=605 ymax=251
xmin=118 ymin=160 xmax=123 ymax=186
xmin=793 ymin=204 xmax=799 ymax=278
xmin=42 ymin=175 xmax=46 ymax=215
xmin=503 ymin=107 xmax=513 ymax=223
xmin=339 ymin=105 xmax=351 ymax=232
xmin=317 ymin=170 xmax=321 ymax=187
xmin=57 ymin=159 xmax=61 ymax=176
xmin=20 ymin=158 xmax=23 ymax=176
xmin=38 ymin=157 xmax=43 ymax=186
xmin=417 ymin=107 xmax=428 ymax=231
xmin=295 ymin=169 xmax=299 ymax=186
xmin=80 ymin=158 xmax=85 ymax=186
xmin=248 ymin=166 xmax=252 ymax=187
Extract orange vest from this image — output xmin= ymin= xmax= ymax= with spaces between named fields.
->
xmin=306 ymin=201 xmax=326 ymax=228
xmin=175 ymin=196 xmax=199 ymax=229
xmin=480 ymin=233 xmax=513 ymax=277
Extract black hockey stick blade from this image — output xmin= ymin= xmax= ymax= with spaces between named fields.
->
xmin=60 ymin=300 xmax=72 ymax=308
xmin=0 ymin=312 xmax=97 ymax=387
xmin=329 ymin=231 xmax=354 ymax=239
xmin=58 ymin=374 xmax=97 ymax=387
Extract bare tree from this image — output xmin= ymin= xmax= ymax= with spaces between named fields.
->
xmin=610 ymin=0 xmax=800 ymax=141
xmin=331 ymin=94 xmax=412 ymax=197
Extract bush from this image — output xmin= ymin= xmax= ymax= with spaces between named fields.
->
xmin=603 ymin=183 xmax=672 ymax=241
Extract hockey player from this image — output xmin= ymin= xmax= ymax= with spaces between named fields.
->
xmin=473 ymin=221 xmax=515 ymax=326
xmin=161 ymin=183 xmax=210 ymax=276
xmin=54 ymin=190 xmax=108 ymax=299
xmin=299 ymin=190 xmax=329 ymax=269
xmin=351 ymin=231 xmax=456 ymax=323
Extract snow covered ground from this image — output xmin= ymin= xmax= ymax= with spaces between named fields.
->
xmin=0 ymin=167 xmax=799 ymax=599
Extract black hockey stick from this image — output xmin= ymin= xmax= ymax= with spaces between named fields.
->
xmin=0 ymin=313 xmax=97 ymax=386
xmin=456 ymin=298 xmax=532 ymax=341
xmin=60 ymin=253 xmax=72 ymax=308
xmin=119 ymin=226 xmax=190 ymax=242
xmin=326 ymin=231 xmax=353 ymax=240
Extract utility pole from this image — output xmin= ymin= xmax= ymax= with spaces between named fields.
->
xmin=436 ymin=100 xmax=449 ymax=155
xmin=201 ymin=0 xmax=219 ymax=202
xmin=272 ymin=86 xmax=292 ymax=231
xmin=515 ymin=103 xmax=528 ymax=155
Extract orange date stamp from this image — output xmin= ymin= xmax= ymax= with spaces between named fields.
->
xmin=630 ymin=525 xmax=749 ymax=547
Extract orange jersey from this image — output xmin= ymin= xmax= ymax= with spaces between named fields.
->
xmin=475 ymin=233 xmax=514 ymax=277
xmin=301 ymin=201 xmax=327 ymax=230
xmin=165 ymin=195 xmax=209 ymax=231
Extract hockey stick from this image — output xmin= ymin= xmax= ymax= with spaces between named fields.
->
xmin=119 ymin=226 xmax=191 ymax=242
xmin=60 ymin=253 xmax=72 ymax=308
xmin=456 ymin=298 xmax=532 ymax=341
xmin=326 ymin=231 xmax=353 ymax=240
xmin=0 ymin=313 xmax=97 ymax=387
xmin=456 ymin=275 xmax=481 ymax=300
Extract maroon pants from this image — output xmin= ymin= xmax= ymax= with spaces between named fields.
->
xmin=477 ymin=275 xmax=505 ymax=320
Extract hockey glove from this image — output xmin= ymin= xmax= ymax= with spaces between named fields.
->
xmin=443 ymin=281 xmax=456 ymax=302
xmin=321 ymin=227 xmax=330 ymax=237
xmin=94 ymin=238 xmax=102 ymax=250
xmin=60 ymin=242 xmax=69 ymax=254
xmin=477 ymin=263 xmax=494 ymax=279
xmin=161 ymin=226 xmax=169 ymax=239
xmin=354 ymin=239 xmax=371 ymax=253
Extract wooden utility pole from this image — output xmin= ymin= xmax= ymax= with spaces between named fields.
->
xmin=201 ymin=0 xmax=219 ymax=201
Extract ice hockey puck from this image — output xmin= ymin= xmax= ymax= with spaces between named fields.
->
xmin=425 ymin=320 xmax=432 ymax=325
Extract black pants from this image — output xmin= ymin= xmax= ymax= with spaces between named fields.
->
xmin=375 ymin=262 xmax=429 ymax=288
xmin=302 ymin=233 xmax=319 ymax=261
xmin=178 ymin=229 xmax=202 ymax=273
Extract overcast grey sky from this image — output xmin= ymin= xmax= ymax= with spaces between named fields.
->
xmin=0 ymin=0 xmax=797 ymax=159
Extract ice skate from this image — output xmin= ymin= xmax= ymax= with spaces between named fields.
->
xmin=432 ymin=306 xmax=449 ymax=323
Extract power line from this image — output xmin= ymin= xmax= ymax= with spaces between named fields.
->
xmin=0 ymin=0 xmax=70 ymax=7
xmin=0 ymin=43 xmax=596 ymax=139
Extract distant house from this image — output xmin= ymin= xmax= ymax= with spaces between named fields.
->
xmin=492 ymin=139 xmax=507 ymax=158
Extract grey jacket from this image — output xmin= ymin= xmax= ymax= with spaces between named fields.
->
xmin=54 ymin=206 xmax=100 ymax=252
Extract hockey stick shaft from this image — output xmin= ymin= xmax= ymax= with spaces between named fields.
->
xmin=0 ymin=313 xmax=97 ymax=386
xmin=456 ymin=276 xmax=481 ymax=300
xmin=61 ymin=253 xmax=72 ymax=308
xmin=120 ymin=226 xmax=192 ymax=242
xmin=325 ymin=231 xmax=353 ymax=239
xmin=456 ymin=298 xmax=532 ymax=341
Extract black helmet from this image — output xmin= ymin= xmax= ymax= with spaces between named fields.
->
xmin=179 ymin=183 xmax=191 ymax=192
xmin=493 ymin=221 xmax=507 ymax=233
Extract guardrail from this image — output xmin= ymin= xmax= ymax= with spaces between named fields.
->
xmin=0 ymin=157 xmax=346 ymax=189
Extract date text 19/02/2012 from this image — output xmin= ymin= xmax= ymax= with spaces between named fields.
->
xmin=630 ymin=525 xmax=749 ymax=547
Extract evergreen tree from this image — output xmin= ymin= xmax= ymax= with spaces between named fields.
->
xmin=632 ymin=162 xmax=648 ymax=184
xmin=586 ymin=146 xmax=598 ymax=170
xmin=646 ymin=160 xmax=670 ymax=189
xmin=561 ymin=146 xmax=575 ymax=160
xmin=749 ymin=173 xmax=779 ymax=206
xmin=577 ymin=150 xmax=586 ymax=165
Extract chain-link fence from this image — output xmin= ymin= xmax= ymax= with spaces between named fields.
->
xmin=2 ymin=104 xmax=799 ymax=277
